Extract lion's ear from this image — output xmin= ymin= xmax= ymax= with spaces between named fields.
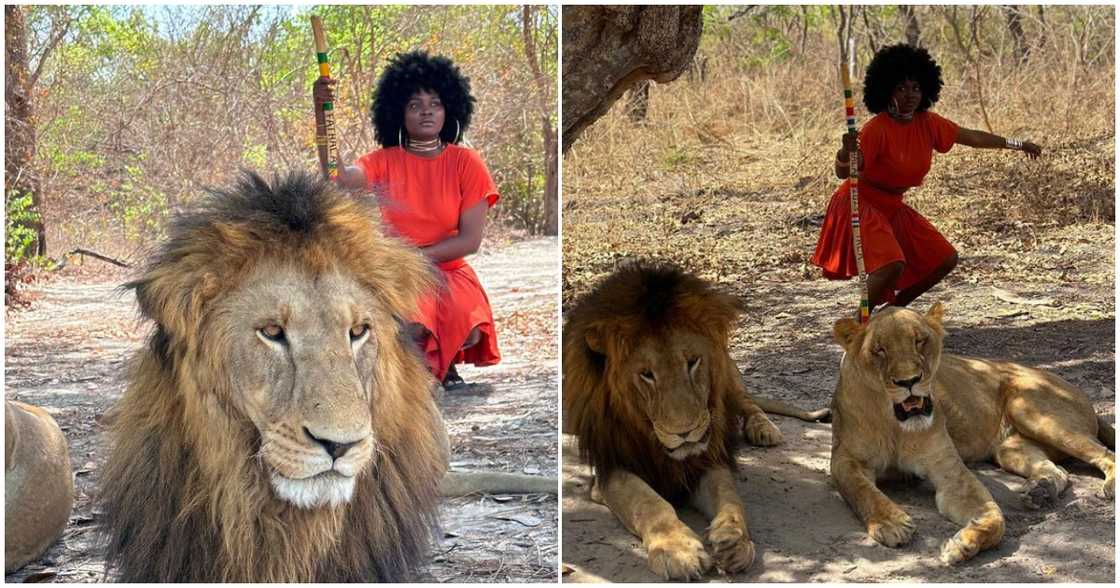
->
xmin=832 ymin=317 xmax=863 ymax=350
xmin=925 ymin=301 xmax=944 ymax=326
xmin=129 ymin=262 xmax=221 ymax=342
xmin=584 ymin=326 xmax=605 ymax=354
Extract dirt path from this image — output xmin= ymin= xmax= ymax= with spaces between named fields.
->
xmin=561 ymin=278 xmax=1114 ymax=583
xmin=4 ymin=236 xmax=558 ymax=583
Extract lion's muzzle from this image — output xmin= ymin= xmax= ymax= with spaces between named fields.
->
xmin=656 ymin=424 xmax=711 ymax=460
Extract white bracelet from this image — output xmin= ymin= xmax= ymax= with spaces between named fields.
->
xmin=1005 ymin=137 xmax=1024 ymax=150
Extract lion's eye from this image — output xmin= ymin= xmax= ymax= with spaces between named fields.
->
xmin=639 ymin=369 xmax=655 ymax=383
xmin=350 ymin=324 xmax=370 ymax=341
xmin=259 ymin=324 xmax=285 ymax=343
xmin=916 ymin=337 xmax=927 ymax=348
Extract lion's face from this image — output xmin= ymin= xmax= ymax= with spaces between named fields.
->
xmin=218 ymin=260 xmax=389 ymax=509
xmin=835 ymin=304 xmax=945 ymax=432
xmin=613 ymin=330 xmax=718 ymax=460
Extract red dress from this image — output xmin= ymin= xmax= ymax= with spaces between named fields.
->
xmin=357 ymin=144 xmax=501 ymax=380
xmin=811 ymin=111 xmax=960 ymax=303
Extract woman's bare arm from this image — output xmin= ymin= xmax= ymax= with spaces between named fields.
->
xmin=421 ymin=200 xmax=489 ymax=262
xmin=956 ymin=128 xmax=1041 ymax=158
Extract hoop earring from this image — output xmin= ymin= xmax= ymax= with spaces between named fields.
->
xmin=455 ymin=119 xmax=461 ymax=144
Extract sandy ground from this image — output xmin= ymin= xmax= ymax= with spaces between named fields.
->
xmin=4 ymin=236 xmax=559 ymax=583
xmin=560 ymin=278 xmax=1115 ymax=583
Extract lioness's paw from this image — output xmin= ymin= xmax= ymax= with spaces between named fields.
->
xmin=1096 ymin=474 xmax=1114 ymax=500
xmin=1021 ymin=477 xmax=1063 ymax=510
xmin=743 ymin=414 xmax=783 ymax=446
xmin=707 ymin=511 xmax=756 ymax=574
xmin=939 ymin=530 xmax=979 ymax=565
xmin=867 ymin=512 xmax=915 ymax=548
xmin=646 ymin=526 xmax=713 ymax=581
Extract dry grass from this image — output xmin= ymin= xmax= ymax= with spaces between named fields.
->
xmin=563 ymin=8 xmax=1114 ymax=308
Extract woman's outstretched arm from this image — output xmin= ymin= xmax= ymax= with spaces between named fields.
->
xmin=956 ymin=128 xmax=1042 ymax=159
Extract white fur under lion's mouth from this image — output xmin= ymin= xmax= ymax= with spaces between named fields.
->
xmin=270 ymin=470 xmax=356 ymax=509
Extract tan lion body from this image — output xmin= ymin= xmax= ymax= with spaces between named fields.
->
xmin=831 ymin=304 xmax=1115 ymax=564
xmin=4 ymin=400 xmax=74 ymax=573
xmin=98 ymin=172 xmax=448 ymax=582
xmin=564 ymin=263 xmax=811 ymax=580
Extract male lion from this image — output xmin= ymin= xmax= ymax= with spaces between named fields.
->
xmin=831 ymin=303 xmax=1115 ymax=565
xmin=564 ymin=261 xmax=824 ymax=580
xmin=98 ymin=172 xmax=449 ymax=581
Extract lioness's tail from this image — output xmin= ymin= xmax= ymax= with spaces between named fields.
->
xmin=441 ymin=470 xmax=557 ymax=497
xmin=1097 ymin=415 xmax=1115 ymax=450
xmin=751 ymin=396 xmax=832 ymax=423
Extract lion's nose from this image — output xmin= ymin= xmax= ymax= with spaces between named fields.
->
xmin=304 ymin=427 xmax=359 ymax=460
xmin=893 ymin=375 xmax=921 ymax=390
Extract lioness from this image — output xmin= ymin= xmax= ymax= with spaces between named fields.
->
xmin=564 ymin=262 xmax=825 ymax=580
xmin=5 ymin=400 xmax=74 ymax=573
xmin=831 ymin=303 xmax=1115 ymax=564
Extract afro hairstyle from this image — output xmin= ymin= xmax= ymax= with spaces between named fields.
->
xmin=370 ymin=50 xmax=475 ymax=147
xmin=862 ymin=44 xmax=943 ymax=114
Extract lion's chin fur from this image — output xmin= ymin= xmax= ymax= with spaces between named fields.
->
xmin=271 ymin=472 xmax=357 ymax=509
xmin=666 ymin=442 xmax=709 ymax=461
xmin=897 ymin=414 xmax=935 ymax=433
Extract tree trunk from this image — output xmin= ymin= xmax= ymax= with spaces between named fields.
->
xmin=4 ymin=5 xmax=46 ymax=256
xmin=561 ymin=5 xmax=703 ymax=153
xmin=1005 ymin=5 xmax=1028 ymax=64
xmin=900 ymin=5 xmax=922 ymax=47
xmin=521 ymin=6 xmax=557 ymax=236
xmin=1035 ymin=6 xmax=1048 ymax=51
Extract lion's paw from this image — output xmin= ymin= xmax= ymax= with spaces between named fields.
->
xmin=1096 ymin=474 xmax=1114 ymax=500
xmin=706 ymin=511 xmax=756 ymax=574
xmin=939 ymin=530 xmax=979 ymax=565
xmin=1021 ymin=476 xmax=1064 ymax=510
xmin=646 ymin=526 xmax=713 ymax=581
xmin=743 ymin=413 xmax=783 ymax=447
xmin=867 ymin=512 xmax=915 ymax=548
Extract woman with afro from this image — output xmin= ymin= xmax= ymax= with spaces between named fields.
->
xmin=811 ymin=44 xmax=1041 ymax=311
xmin=315 ymin=51 xmax=500 ymax=391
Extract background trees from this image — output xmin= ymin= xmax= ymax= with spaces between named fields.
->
xmin=5 ymin=4 xmax=558 ymax=270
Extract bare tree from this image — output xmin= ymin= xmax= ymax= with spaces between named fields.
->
xmin=521 ymin=6 xmax=557 ymax=236
xmin=899 ymin=5 xmax=922 ymax=47
xmin=5 ymin=6 xmax=46 ymax=256
xmin=1004 ymin=5 xmax=1029 ymax=64
xmin=625 ymin=80 xmax=650 ymax=123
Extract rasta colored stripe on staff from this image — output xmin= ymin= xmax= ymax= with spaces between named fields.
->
xmin=840 ymin=38 xmax=870 ymax=324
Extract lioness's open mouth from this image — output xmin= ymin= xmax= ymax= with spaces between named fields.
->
xmin=893 ymin=395 xmax=933 ymax=422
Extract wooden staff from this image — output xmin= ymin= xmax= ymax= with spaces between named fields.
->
xmin=311 ymin=16 xmax=339 ymax=180
xmin=841 ymin=38 xmax=870 ymax=324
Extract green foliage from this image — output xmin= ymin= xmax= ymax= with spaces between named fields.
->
xmin=661 ymin=146 xmax=693 ymax=170
xmin=106 ymin=164 xmax=168 ymax=241
xmin=5 ymin=191 xmax=41 ymax=263
xmin=242 ymin=143 xmax=269 ymax=169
